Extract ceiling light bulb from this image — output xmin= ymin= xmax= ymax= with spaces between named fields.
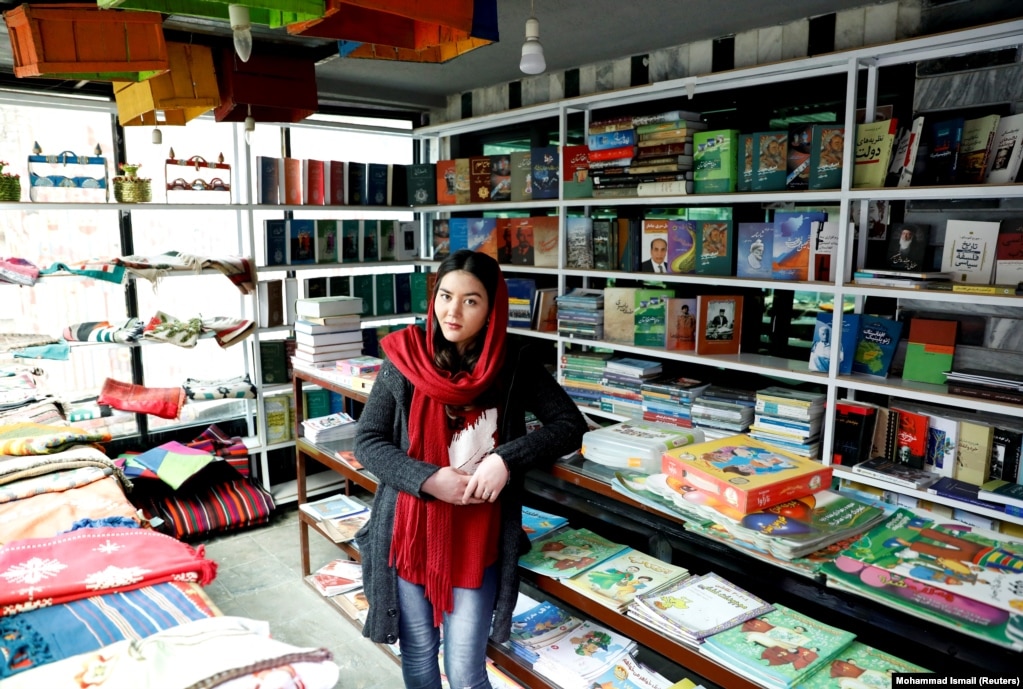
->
xmin=520 ymin=16 xmax=545 ymax=75
xmin=244 ymin=113 xmax=255 ymax=146
xmin=151 ymin=126 xmax=162 ymax=145
xmin=229 ymin=4 xmax=253 ymax=62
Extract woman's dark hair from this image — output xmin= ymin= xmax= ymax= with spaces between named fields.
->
xmin=431 ymin=249 xmax=500 ymax=374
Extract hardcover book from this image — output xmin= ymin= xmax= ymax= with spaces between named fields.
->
xmin=365 ymin=162 xmax=389 ymax=205
xmin=288 ymin=219 xmax=316 ymax=265
xmin=518 ymin=527 xmax=629 ymax=579
xmin=695 ymin=220 xmax=732 ymax=276
xmin=394 ymin=221 xmax=420 ymax=262
xmin=994 ymin=217 xmax=1023 ymax=285
xmin=926 ymin=116 xmax=965 ymax=186
xmin=786 ymin=122 xmax=814 ymax=190
xmin=591 ymin=218 xmax=613 ymax=269
xmin=809 ymin=220 xmax=841 ymax=282
xmin=562 ymin=144 xmax=593 ymax=198
xmin=314 ymin=219 xmax=337 ymax=264
xmin=852 ymin=118 xmax=898 ymax=188
xmin=937 ymin=219 xmax=994 ymax=284
xmin=990 ymin=426 xmax=1022 ymax=483
xmin=693 ymin=129 xmax=739 ymax=193
xmin=665 ymin=297 xmax=697 ymax=351
xmin=506 ymin=277 xmax=537 ymax=329
xmin=736 ymin=222 xmax=773 ymax=279
xmin=489 ymin=153 xmax=511 ymax=201
xmin=630 ymin=572 xmax=773 ymax=643
xmin=808 ymin=124 xmax=844 ymax=190
xmin=374 ymin=273 xmax=395 ymax=315
xmin=360 ymin=219 xmax=379 ymax=262
xmin=405 ymin=163 xmax=437 ymax=206
xmin=432 ymin=219 xmax=451 ymax=260
xmin=955 ymin=419 xmax=993 ymax=486
xmin=561 ymin=547 xmax=690 ymax=611
xmin=530 ymin=146 xmax=560 ymax=200
xmin=700 ymin=603 xmax=857 ymax=689
xmin=347 ymin=161 xmax=366 ymax=206
xmin=956 ymin=114 xmax=1000 ymax=185
xmin=640 ymin=219 xmax=671 ymax=274
xmin=435 ymin=159 xmax=457 ymax=205
xmin=695 ymin=295 xmax=743 ymax=356
xmin=326 ymin=160 xmax=345 ymax=205
xmin=882 ymin=222 xmax=931 ymax=273
xmin=256 ymin=155 xmax=280 ymax=204
xmin=771 ymin=211 xmax=815 ymax=281
xmin=887 ymin=115 xmax=924 ymax=188
xmin=378 ymin=220 xmax=396 ymax=261
xmin=264 ymin=218 xmax=288 ymax=266
xmin=281 ymin=157 xmax=303 ymax=205
xmin=566 ymin=217 xmax=594 ymax=269
xmin=985 ymin=112 xmax=1023 ymax=185
xmin=509 ymin=150 xmax=532 ymax=203
xmin=454 ymin=158 xmax=471 ymax=204
xmin=851 ymin=316 xmax=903 ymax=378
xmin=831 ymin=400 xmax=877 ymax=466
xmin=340 ymin=219 xmax=360 ymax=262
xmin=532 ymin=216 xmax=559 ymax=268
xmin=387 ymin=163 xmax=407 ymax=206
xmin=978 ymin=479 xmax=1023 ymax=508
xmin=602 ymin=287 xmax=638 ymax=344
xmin=661 ymin=434 xmax=832 ymax=513
xmin=808 ymin=312 xmax=859 ymax=375
xmin=738 ymin=132 xmax=755 ymax=191
xmin=468 ymin=217 xmax=499 ymax=260
xmin=302 ymin=158 xmax=325 ymax=205
xmin=667 ymin=219 xmax=696 ymax=274
xmin=891 ymin=406 xmax=929 ymax=469
xmin=752 ymin=130 xmax=787 ymax=191
xmin=927 ymin=476 xmax=1004 ymax=511
xmin=901 ymin=317 xmax=957 ymax=385
xmin=633 ymin=288 xmax=673 ymax=347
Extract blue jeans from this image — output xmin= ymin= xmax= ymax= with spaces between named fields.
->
xmin=396 ymin=566 xmax=497 ymax=689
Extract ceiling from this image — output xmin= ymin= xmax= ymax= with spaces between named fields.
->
xmin=0 ymin=1 xmax=1016 ymax=115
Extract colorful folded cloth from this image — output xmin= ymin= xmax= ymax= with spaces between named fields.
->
xmin=200 ymin=315 xmax=255 ymax=348
xmin=97 ymin=378 xmax=186 ymax=420
xmin=12 ymin=341 xmax=70 ymax=360
xmin=0 ymin=258 xmax=39 ymax=286
xmin=142 ymin=311 xmax=202 ymax=348
xmin=63 ymin=318 xmax=143 ymax=344
xmin=38 ymin=260 xmax=125 ymax=284
xmin=183 ymin=373 xmax=256 ymax=400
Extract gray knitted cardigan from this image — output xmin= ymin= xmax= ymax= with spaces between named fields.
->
xmin=352 ymin=342 xmax=587 ymax=645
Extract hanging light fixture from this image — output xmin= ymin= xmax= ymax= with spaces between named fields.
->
xmin=244 ymin=104 xmax=256 ymax=145
xmin=152 ymin=126 xmax=162 ymax=144
xmin=229 ymin=4 xmax=254 ymax=62
xmin=519 ymin=0 xmax=545 ymax=75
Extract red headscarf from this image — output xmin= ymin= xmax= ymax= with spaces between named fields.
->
xmin=381 ymin=263 xmax=508 ymax=624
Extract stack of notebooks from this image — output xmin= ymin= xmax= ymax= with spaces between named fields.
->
xmin=301 ymin=411 xmax=357 ymax=443
xmin=945 ymin=367 xmax=1023 ymax=405
xmin=555 ymin=288 xmax=605 ymax=340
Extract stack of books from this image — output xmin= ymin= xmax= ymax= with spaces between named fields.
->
xmin=690 ymin=385 xmax=756 ymax=433
xmin=301 ymin=411 xmax=357 ymax=443
xmin=628 ymin=571 xmax=772 ymax=647
xmin=600 ymin=356 xmax=664 ymax=417
xmin=508 ymin=597 xmax=583 ymax=665
xmin=945 ymin=367 xmax=1023 ymax=405
xmin=521 ymin=505 xmax=569 ymax=541
xmin=581 ymin=419 xmax=704 ymax=475
xmin=304 ymin=557 xmax=363 ymax=597
xmin=532 ymin=619 xmax=638 ymax=688
xmin=559 ymin=350 xmax=612 ymax=409
xmin=852 ymin=268 xmax=952 ymax=290
xmin=555 ymin=288 xmax=605 ymax=340
xmin=292 ymin=296 xmax=364 ymax=368
xmin=561 ymin=546 xmax=690 ymax=613
xmin=639 ymin=376 xmax=709 ymax=428
xmin=334 ymin=355 xmax=383 ymax=393
xmin=748 ymin=386 xmax=826 ymax=458
xmin=299 ymin=492 xmax=370 ymax=544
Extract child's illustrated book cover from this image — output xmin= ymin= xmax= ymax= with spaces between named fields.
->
xmin=796 ymin=640 xmax=929 ymax=688
xmin=661 ymin=435 xmax=832 ymax=513
xmin=518 ymin=527 xmax=629 ymax=579
xmin=561 ymin=547 xmax=690 ymax=611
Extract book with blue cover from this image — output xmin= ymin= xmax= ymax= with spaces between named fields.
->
xmin=447 ymin=217 xmax=470 ymax=254
xmin=809 ymin=313 xmax=860 ymax=375
xmin=772 ymin=211 xmax=820 ymax=281
xmin=531 ymin=145 xmax=560 ymax=200
xmin=264 ymin=218 xmax=288 ymax=266
xmin=666 ymin=219 xmax=696 ymax=274
xmin=288 ymin=219 xmax=316 ymax=265
xmin=851 ymin=316 xmax=902 ymax=378
xmin=506 ymin=277 xmax=537 ymax=329
xmin=521 ymin=505 xmax=569 ymax=541
xmin=736 ymin=222 xmax=773 ymax=279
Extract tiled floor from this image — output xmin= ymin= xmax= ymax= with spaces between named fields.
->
xmin=200 ymin=505 xmax=404 ymax=689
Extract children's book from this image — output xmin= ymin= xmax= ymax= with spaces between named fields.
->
xmin=830 ymin=507 xmax=1023 ymax=616
xmin=518 ymin=527 xmax=629 ymax=579
xmin=510 ymin=600 xmax=583 ymax=662
xmin=851 ymin=316 xmax=903 ymax=378
xmin=582 ymin=653 xmax=675 ymax=689
xmin=305 ymin=558 xmax=363 ymax=596
xmin=521 ymin=505 xmax=569 ymax=541
xmin=630 ymin=572 xmax=773 ymax=644
xmin=532 ymin=620 xmax=636 ymax=686
xmin=796 ymin=640 xmax=929 ymax=688
xmin=661 ymin=435 xmax=832 ymax=513
xmin=561 ymin=547 xmax=690 ymax=612
xmin=736 ymin=222 xmax=773 ymax=279
xmin=940 ymin=218 xmax=1000 ymax=284
xmin=700 ymin=603 xmax=857 ymax=689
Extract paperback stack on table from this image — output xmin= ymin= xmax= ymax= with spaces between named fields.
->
xmin=627 ymin=571 xmax=773 ymax=647
xmin=556 ymin=288 xmax=605 ymax=341
xmin=699 ymin=603 xmax=857 ymax=689
xmin=561 ymin=546 xmax=690 ymax=612
xmin=690 ymin=385 xmax=755 ymax=433
xmin=640 ymin=376 xmax=710 ymax=428
xmin=601 ymin=357 xmax=664 ymax=418
xmin=749 ymin=386 xmax=826 ymax=458
xmin=532 ymin=619 xmax=638 ymax=689
xmin=508 ymin=598 xmax=583 ymax=665
xmin=822 ymin=507 xmax=1023 ymax=650
xmin=559 ymin=350 xmax=613 ymax=410
xmin=581 ymin=419 xmax=704 ymax=475
xmin=301 ymin=411 xmax=357 ymax=443
xmin=304 ymin=557 xmax=363 ymax=597
xmin=293 ymin=296 xmax=363 ymax=368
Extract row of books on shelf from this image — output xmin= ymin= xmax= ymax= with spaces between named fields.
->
xmin=514 ymin=504 xmax=933 ymax=687
xmin=256 ymin=156 xmax=439 ymax=207
xmin=263 ymin=218 xmax=419 ymax=267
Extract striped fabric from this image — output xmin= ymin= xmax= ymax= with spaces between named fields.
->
xmin=185 ymin=424 xmax=251 ymax=477
xmin=139 ymin=475 xmax=275 ymax=540
xmin=0 ymin=582 xmax=217 ymax=678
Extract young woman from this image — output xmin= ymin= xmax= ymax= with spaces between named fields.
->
xmin=354 ymin=249 xmax=587 ymax=689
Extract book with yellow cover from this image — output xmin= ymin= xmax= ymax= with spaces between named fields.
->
xmin=661 ymin=435 xmax=832 ymax=513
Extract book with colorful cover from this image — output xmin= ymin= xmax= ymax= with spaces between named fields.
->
xmin=661 ymin=435 xmax=832 ymax=513
xmin=521 ymin=505 xmax=569 ymax=541
xmin=288 ymin=219 xmax=316 ymax=265
xmin=305 ymin=558 xmax=363 ymax=596
xmin=696 ymin=220 xmax=732 ymax=276
xmin=634 ymin=288 xmax=673 ymax=347
xmin=940 ymin=218 xmax=1000 ymax=284
xmin=891 ymin=406 xmax=930 ymax=469
xmin=808 ymin=124 xmax=844 ymax=190
xmin=926 ymin=116 xmax=965 ymax=185
xmin=509 ymin=600 xmax=582 ymax=657
xmin=808 ymin=312 xmax=859 ymax=376
xmin=833 ymin=507 xmax=1023 ymax=616
xmin=630 ymin=572 xmax=773 ymax=644
xmin=561 ymin=547 xmax=690 ymax=612
xmin=956 ymin=114 xmax=1000 ymax=185
xmin=518 ymin=527 xmax=630 ymax=579
xmin=901 ymin=317 xmax=957 ymax=385
xmin=533 ymin=620 xmax=636 ymax=686
xmin=298 ymin=492 xmax=367 ymax=521
xmin=795 ymin=640 xmax=929 ymax=688
xmin=531 ymin=145 xmax=560 ymax=200
xmin=700 ymin=603 xmax=857 ymax=689
xmin=693 ymin=129 xmax=739 ymax=193
xmin=736 ymin=222 xmax=773 ymax=279
xmin=321 ymin=513 xmax=370 ymax=544
xmin=666 ymin=219 xmax=696 ymax=274
xmin=583 ymin=653 xmax=675 ymax=689
xmin=851 ymin=316 xmax=903 ymax=378
xmin=772 ymin=211 xmax=817 ymax=281
xmin=985 ymin=112 xmax=1023 ymax=185
xmin=752 ymin=130 xmax=788 ymax=191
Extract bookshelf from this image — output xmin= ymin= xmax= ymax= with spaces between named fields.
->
xmin=403 ymin=16 xmax=1023 ymax=682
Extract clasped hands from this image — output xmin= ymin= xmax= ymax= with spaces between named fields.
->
xmin=423 ymin=454 xmax=509 ymax=505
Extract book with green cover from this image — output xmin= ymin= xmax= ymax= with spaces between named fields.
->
xmin=405 ymin=163 xmax=437 ymax=206
xmin=314 ymin=220 xmax=337 ymax=264
xmin=374 ymin=273 xmax=395 ymax=316
xmin=701 ymin=603 xmax=856 ymax=689
xmin=901 ymin=317 xmax=957 ymax=385
xmin=351 ymin=274 xmax=374 ymax=316
xmin=796 ymin=640 xmax=929 ymax=688
xmin=693 ymin=129 xmax=739 ymax=193
xmin=561 ymin=547 xmax=690 ymax=612
xmin=633 ymin=288 xmax=672 ymax=347
xmin=518 ymin=527 xmax=629 ymax=579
